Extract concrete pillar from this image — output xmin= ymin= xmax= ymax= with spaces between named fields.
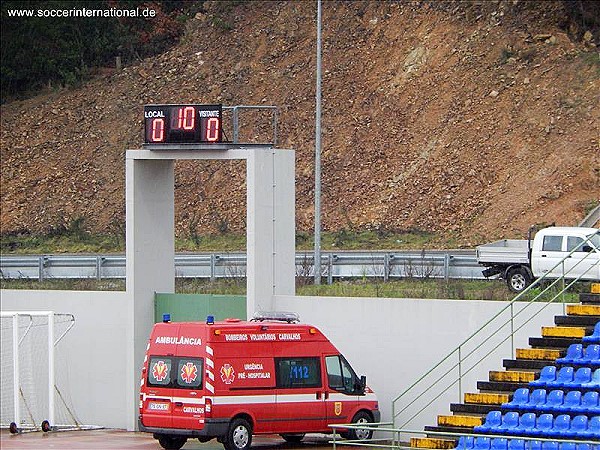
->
xmin=125 ymin=157 xmax=174 ymax=431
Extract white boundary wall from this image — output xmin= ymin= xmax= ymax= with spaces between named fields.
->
xmin=1 ymin=289 xmax=564 ymax=430
xmin=0 ymin=290 xmax=130 ymax=428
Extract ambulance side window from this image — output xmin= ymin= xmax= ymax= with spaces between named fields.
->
xmin=275 ymin=357 xmax=321 ymax=388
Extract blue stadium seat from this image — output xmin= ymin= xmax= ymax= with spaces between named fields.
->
xmin=547 ymin=366 xmax=574 ymax=388
xmin=532 ymin=413 xmax=554 ymax=437
xmin=563 ymin=390 xmax=582 ymax=413
xmin=576 ymin=444 xmax=591 ymax=450
xmin=531 ymin=367 xmax=556 ymax=387
xmin=526 ymin=440 xmax=542 ymax=450
xmin=582 ymin=322 xmax=600 ymax=344
xmin=504 ymin=388 xmax=530 ymax=411
xmin=475 ymin=411 xmax=502 ymax=433
xmin=581 ymin=368 xmax=600 ymax=389
xmin=456 ymin=435 xmax=475 ymax=450
xmin=581 ymin=415 xmax=600 ymax=439
xmin=492 ymin=438 xmax=508 ymax=450
xmin=475 ymin=437 xmax=492 ymax=450
xmin=575 ymin=391 xmax=600 ymax=414
xmin=508 ymin=439 xmax=525 ymax=450
xmin=524 ymin=389 xmax=548 ymax=412
xmin=499 ymin=412 xmax=520 ymax=434
xmin=545 ymin=390 xmax=565 ymax=412
xmin=560 ymin=442 xmax=576 ymax=450
xmin=569 ymin=415 xmax=589 ymax=437
xmin=541 ymin=442 xmax=559 ymax=450
xmin=514 ymin=413 xmax=537 ymax=435
xmin=564 ymin=367 xmax=592 ymax=388
xmin=552 ymin=414 xmax=571 ymax=438
xmin=581 ymin=344 xmax=600 ymax=366
xmin=557 ymin=344 xmax=583 ymax=365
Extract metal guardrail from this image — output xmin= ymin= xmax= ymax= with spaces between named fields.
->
xmin=0 ymin=250 xmax=484 ymax=282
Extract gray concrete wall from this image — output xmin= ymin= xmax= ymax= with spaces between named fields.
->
xmin=1 ymin=289 xmax=566 ymax=432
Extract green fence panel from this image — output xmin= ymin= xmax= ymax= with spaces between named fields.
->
xmin=154 ymin=293 xmax=246 ymax=323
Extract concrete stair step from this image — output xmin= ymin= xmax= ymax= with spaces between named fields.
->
xmin=554 ymin=314 xmax=600 ymax=326
xmin=477 ymin=380 xmax=528 ymax=392
xmin=541 ymin=325 xmax=586 ymax=338
xmin=580 ymin=293 xmax=600 ymax=304
xmin=503 ymin=358 xmax=553 ymax=370
xmin=411 ymin=437 xmax=457 ymax=449
xmin=528 ymin=336 xmax=584 ymax=348
xmin=464 ymin=392 xmax=509 ymax=405
xmin=566 ymin=304 xmax=600 ymax=316
xmin=489 ymin=370 xmax=536 ymax=383
xmin=515 ymin=348 xmax=562 ymax=360
xmin=450 ymin=402 xmax=499 ymax=415
xmin=437 ymin=415 xmax=483 ymax=428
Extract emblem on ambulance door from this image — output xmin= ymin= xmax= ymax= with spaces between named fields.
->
xmin=181 ymin=362 xmax=198 ymax=384
xmin=334 ymin=402 xmax=342 ymax=416
xmin=152 ymin=360 xmax=169 ymax=382
xmin=220 ymin=363 xmax=235 ymax=384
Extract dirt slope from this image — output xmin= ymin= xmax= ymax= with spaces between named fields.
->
xmin=1 ymin=1 xmax=599 ymax=246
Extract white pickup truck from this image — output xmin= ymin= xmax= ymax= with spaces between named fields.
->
xmin=476 ymin=227 xmax=600 ymax=293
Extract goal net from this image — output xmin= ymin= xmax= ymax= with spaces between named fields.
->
xmin=1 ymin=311 xmax=98 ymax=433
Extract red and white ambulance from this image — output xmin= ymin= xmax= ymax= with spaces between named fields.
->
xmin=139 ymin=312 xmax=380 ymax=450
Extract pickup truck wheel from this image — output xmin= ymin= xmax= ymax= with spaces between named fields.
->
xmin=506 ymin=267 xmax=531 ymax=293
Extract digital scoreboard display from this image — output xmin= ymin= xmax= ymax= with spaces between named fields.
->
xmin=144 ymin=104 xmax=222 ymax=145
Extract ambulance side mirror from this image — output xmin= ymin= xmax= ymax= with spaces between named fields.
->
xmin=355 ymin=375 xmax=367 ymax=395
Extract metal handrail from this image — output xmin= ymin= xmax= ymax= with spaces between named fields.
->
xmin=391 ymin=234 xmax=599 ymax=431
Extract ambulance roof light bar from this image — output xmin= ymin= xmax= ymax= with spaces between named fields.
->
xmin=251 ymin=311 xmax=300 ymax=323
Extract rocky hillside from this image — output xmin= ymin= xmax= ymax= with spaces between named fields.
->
xmin=1 ymin=1 xmax=599 ymax=246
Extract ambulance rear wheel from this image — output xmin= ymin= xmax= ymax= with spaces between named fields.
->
xmin=224 ymin=418 xmax=253 ymax=450
xmin=157 ymin=435 xmax=187 ymax=450
xmin=347 ymin=411 xmax=374 ymax=441
xmin=281 ymin=433 xmax=305 ymax=443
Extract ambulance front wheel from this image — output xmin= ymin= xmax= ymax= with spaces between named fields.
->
xmin=157 ymin=435 xmax=187 ymax=450
xmin=346 ymin=411 xmax=374 ymax=441
xmin=224 ymin=417 xmax=253 ymax=450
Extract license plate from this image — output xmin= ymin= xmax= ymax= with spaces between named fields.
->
xmin=148 ymin=402 xmax=169 ymax=411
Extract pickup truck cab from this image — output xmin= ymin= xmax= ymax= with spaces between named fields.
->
xmin=476 ymin=227 xmax=600 ymax=293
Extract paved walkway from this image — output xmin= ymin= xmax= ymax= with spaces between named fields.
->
xmin=0 ymin=429 xmax=334 ymax=449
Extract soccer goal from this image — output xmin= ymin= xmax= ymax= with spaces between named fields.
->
xmin=0 ymin=311 xmax=100 ymax=433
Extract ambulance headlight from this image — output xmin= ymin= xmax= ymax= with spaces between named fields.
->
xmin=206 ymin=315 xmax=215 ymax=325
xmin=162 ymin=314 xmax=171 ymax=323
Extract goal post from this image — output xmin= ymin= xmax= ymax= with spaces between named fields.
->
xmin=0 ymin=311 xmax=96 ymax=433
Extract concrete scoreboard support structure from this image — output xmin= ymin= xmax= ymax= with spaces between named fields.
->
xmin=125 ymin=146 xmax=295 ymax=430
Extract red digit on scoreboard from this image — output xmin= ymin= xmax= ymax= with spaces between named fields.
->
xmin=205 ymin=117 xmax=220 ymax=142
xmin=151 ymin=118 xmax=165 ymax=142
xmin=177 ymin=106 xmax=195 ymax=130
